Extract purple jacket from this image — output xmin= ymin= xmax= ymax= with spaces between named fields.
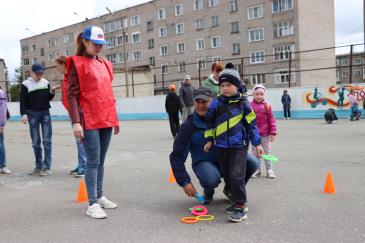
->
xmin=0 ymin=89 xmax=7 ymax=128
xmin=250 ymin=100 xmax=277 ymax=137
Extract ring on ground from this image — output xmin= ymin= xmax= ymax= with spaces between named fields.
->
xmin=191 ymin=206 xmax=208 ymax=216
xmin=197 ymin=215 xmax=215 ymax=221
xmin=181 ymin=216 xmax=199 ymax=224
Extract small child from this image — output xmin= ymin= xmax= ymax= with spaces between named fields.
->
xmin=324 ymin=108 xmax=338 ymax=124
xmin=348 ymin=90 xmax=361 ymax=121
xmin=250 ymin=85 xmax=277 ymax=179
xmin=204 ymin=69 xmax=263 ymax=223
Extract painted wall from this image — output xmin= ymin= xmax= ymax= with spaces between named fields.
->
xmin=7 ymin=84 xmax=365 ymax=121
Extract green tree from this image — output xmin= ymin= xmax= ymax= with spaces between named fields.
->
xmin=10 ymin=67 xmax=24 ymax=101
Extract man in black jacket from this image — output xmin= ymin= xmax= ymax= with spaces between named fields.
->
xmin=165 ymin=84 xmax=183 ymax=138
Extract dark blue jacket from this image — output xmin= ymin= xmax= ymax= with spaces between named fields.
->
xmin=205 ymin=93 xmax=261 ymax=148
xmin=281 ymin=94 xmax=291 ymax=109
xmin=169 ymin=112 xmax=218 ymax=187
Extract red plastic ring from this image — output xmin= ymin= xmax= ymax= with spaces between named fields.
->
xmin=191 ymin=205 xmax=208 ymax=216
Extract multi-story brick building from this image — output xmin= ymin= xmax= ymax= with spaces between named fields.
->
xmin=20 ymin=0 xmax=336 ymax=98
xmin=336 ymin=52 xmax=365 ymax=84
xmin=0 ymin=58 xmax=9 ymax=98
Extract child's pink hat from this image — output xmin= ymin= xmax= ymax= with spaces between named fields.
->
xmin=253 ymin=84 xmax=266 ymax=92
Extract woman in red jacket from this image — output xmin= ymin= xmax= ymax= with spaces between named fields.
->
xmin=67 ymin=26 xmax=119 ymax=219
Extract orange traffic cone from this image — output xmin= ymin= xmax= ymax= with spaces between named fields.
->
xmin=169 ymin=169 xmax=176 ymax=184
xmin=76 ymin=179 xmax=88 ymax=203
xmin=323 ymin=172 xmax=336 ymax=194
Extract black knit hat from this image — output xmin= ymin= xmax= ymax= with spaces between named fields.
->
xmin=218 ymin=68 xmax=241 ymax=88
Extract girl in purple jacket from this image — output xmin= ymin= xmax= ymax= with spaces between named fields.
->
xmin=250 ymin=84 xmax=277 ymax=179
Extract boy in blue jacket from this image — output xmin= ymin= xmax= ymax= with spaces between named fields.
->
xmin=204 ymin=69 xmax=263 ymax=222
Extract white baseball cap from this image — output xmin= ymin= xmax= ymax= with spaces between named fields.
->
xmin=82 ymin=26 xmax=108 ymax=45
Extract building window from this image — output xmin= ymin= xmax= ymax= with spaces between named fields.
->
xmin=40 ymin=48 xmax=44 ymax=56
xmin=175 ymin=4 xmax=184 ymax=16
xmin=229 ymin=0 xmax=238 ymax=12
xmin=131 ymin=15 xmax=140 ymax=26
xmin=159 ymin=26 xmax=168 ymax=37
xmin=149 ymin=57 xmax=155 ymax=66
xmin=31 ymin=44 xmax=37 ymax=52
xmin=249 ymin=28 xmax=264 ymax=42
xmin=248 ymin=5 xmax=263 ymax=19
xmin=176 ymin=42 xmax=185 ymax=53
xmin=211 ymin=36 xmax=221 ymax=49
xmin=232 ymin=43 xmax=240 ymax=55
xmin=196 ymin=39 xmax=205 ymax=50
xmin=106 ymin=37 xmax=117 ymax=48
xmin=272 ymin=0 xmax=294 ymax=13
xmin=23 ymin=58 xmax=30 ymax=66
xmin=132 ymin=51 xmax=141 ymax=61
xmin=363 ymin=68 xmax=365 ymax=79
xmin=32 ymin=58 xmax=37 ymax=65
xmin=211 ymin=16 xmax=219 ymax=27
xmin=342 ymin=71 xmax=349 ymax=78
xmin=355 ymin=58 xmax=362 ymax=65
xmin=48 ymin=52 xmax=57 ymax=61
xmin=22 ymin=46 xmax=29 ymax=53
xmin=117 ymin=52 xmax=129 ymax=63
xmin=275 ymin=69 xmax=296 ymax=84
xmin=209 ymin=0 xmax=219 ymax=7
xmin=354 ymin=69 xmax=362 ymax=77
xmin=194 ymin=0 xmax=204 ymax=11
xmin=148 ymin=39 xmax=154 ymax=49
xmin=160 ymin=45 xmax=168 ymax=56
xmin=250 ymin=51 xmax=265 ymax=64
xmin=178 ymin=62 xmax=186 ymax=72
xmin=47 ymin=38 xmax=58 ymax=47
xmin=64 ymin=33 xmax=73 ymax=44
xmin=196 ymin=18 xmax=204 ymax=30
xmin=107 ymin=54 xmax=117 ymax=64
xmin=147 ymin=21 xmax=153 ymax=31
xmin=161 ymin=64 xmax=168 ymax=74
xmin=336 ymin=70 xmax=340 ymax=79
xmin=197 ymin=59 xmax=207 ymax=69
xmin=132 ymin=32 xmax=141 ymax=44
xmin=234 ymin=64 xmax=242 ymax=74
xmin=274 ymin=21 xmax=294 ymax=37
xmin=212 ymin=56 xmax=222 ymax=62
xmin=158 ymin=8 xmax=166 ymax=20
xmin=250 ymin=74 xmax=266 ymax=85
xmin=274 ymin=44 xmax=295 ymax=61
xmin=176 ymin=23 xmax=184 ymax=35
xmin=65 ymin=49 xmax=71 ymax=56
xmin=231 ymin=21 xmax=239 ymax=33
xmin=104 ymin=18 xmax=128 ymax=33
xmin=117 ymin=34 xmax=128 ymax=45
xmin=342 ymin=59 xmax=348 ymax=66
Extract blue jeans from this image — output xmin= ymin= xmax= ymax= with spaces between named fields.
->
xmin=28 ymin=111 xmax=52 ymax=170
xmin=0 ymin=132 xmax=6 ymax=169
xmin=82 ymin=128 xmax=113 ymax=205
xmin=76 ymin=138 xmax=87 ymax=172
xmin=192 ymin=153 xmax=259 ymax=198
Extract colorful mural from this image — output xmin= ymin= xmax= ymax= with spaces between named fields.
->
xmin=304 ymin=84 xmax=365 ymax=109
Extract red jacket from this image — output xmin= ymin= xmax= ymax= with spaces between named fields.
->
xmin=250 ymin=100 xmax=277 ymax=137
xmin=66 ymin=56 xmax=119 ymax=129
xmin=61 ymin=74 xmax=69 ymax=111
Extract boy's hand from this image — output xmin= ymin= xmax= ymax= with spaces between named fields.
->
xmin=183 ymin=183 xmax=197 ymax=197
xmin=269 ymin=135 xmax=275 ymax=142
xmin=22 ymin=114 xmax=28 ymax=124
xmin=204 ymin=142 xmax=213 ymax=153
xmin=73 ymin=123 xmax=84 ymax=140
xmin=51 ymin=85 xmax=61 ymax=93
xmin=256 ymin=145 xmax=264 ymax=157
xmin=114 ymin=126 xmax=120 ymax=135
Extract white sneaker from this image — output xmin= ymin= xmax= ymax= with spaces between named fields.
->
xmin=86 ymin=203 xmax=107 ymax=219
xmin=97 ymin=196 xmax=118 ymax=209
xmin=267 ymin=170 xmax=276 ymax=179
xmin=0 ymin=167 xmax=11 ymax=174
xmin=251 ymin=170 xmax=261 ymax=178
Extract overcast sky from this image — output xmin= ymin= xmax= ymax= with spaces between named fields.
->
xmin=0 ymin=0 xmax=363 ymax=80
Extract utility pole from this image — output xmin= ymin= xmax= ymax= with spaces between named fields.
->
xmin=123 ymin=30 xmax=129 ymax=97
xmin=288 ymin=51 xmax=292 ymax=88
xmin=349 ymin=44 xmax=353 ymax=84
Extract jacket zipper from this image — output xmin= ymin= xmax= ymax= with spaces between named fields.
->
xmin=227 ymin=105 xmax=230 ymax=147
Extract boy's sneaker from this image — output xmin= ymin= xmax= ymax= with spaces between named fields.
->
xmin=267 ymin=170 xmax=276 ymax=179
xmin=86 ymin=203 xmax=107 ymax=219
xmin=0 ymin=167 xmax=12 ymax=174
xmin=225 ymin=204 xmax=249 ymax=214
xmin=75 ymin=170 xmax=85 ymax=178
xmin=97 ymin=196 xmax=117 ymax=209
xmin=69 ymin=168 xmax=78 ymax=175
xmin=251 ymin=170 xmax=261 ymax=178
xmin=29 ymin=168 xmax=42 ymax=175
xmin=39 ymin=169 xmax=52 ymax=177
xmin=228 ymin=207 xmax=248 ymax=222
xmin=203 ymin=194 xmax=213 ymax=205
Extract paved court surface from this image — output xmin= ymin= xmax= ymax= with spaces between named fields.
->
xmin=0 ymin=119 xmax=364 ymax=243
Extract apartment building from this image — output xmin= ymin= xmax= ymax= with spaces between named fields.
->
xmin=20 ymin=0 xmax=336 ymax=97
xmin=336 ymin=52 xmax=365 ymax=84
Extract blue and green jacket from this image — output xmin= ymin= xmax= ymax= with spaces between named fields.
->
xmin=204 ymin=93 xmax=261 ymax=148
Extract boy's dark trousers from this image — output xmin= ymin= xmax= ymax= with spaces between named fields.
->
xmin=168 ymin=112 xmax=180 ymax=137
xmin=216 ymin=146 xmax=248 ymax=205
xmin=284 ymin=108 xmax=291 ymax=118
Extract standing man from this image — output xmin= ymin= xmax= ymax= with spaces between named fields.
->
xmin=179 ymin=75 xmax=195 ymax=121
xmin=281 ymin=90 xmax=292 ymax=120
xmin=202 ymin=61 xmax=224 ymax=97
xmin=0 ymin=87 xmax=10 ymax=174
xmin=20 ymin=63 xmax=59 ymax=176
xmin=165 ymin=84 xmax=183 ymax=139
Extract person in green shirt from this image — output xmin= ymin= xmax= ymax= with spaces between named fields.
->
xmin=202 ymin=61 xmax=224 ymax=97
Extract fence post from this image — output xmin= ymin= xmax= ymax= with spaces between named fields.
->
xmin=288 ymin=51 xmax=292 ymax=88
xmin=162 ymin=70 xmax=165 ymax=94
xmin=131 ymin=70 xmax=135 ymax=97
xmin=349 ymin=44 xmax=353 ymax=84
xmin=198 ymin=61 xmax=202 ymax=87
xmin=240 ymin=58 xmax=244 ymax=80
